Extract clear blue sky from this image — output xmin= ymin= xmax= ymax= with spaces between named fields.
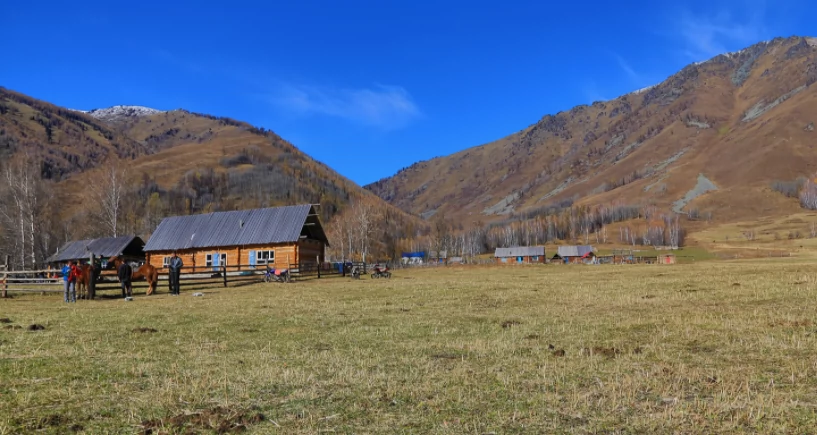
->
xmin=0 ymin=0 xmax=809 ymax=185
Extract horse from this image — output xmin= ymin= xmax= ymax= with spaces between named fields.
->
xmin=75 ymin=264 xmax=95 ymax=300
xmin=108 ymin=255 xmax=159 ymax=295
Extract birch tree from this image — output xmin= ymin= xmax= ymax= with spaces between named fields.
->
xmin=95 ymin=164 xmax=127 ymax=237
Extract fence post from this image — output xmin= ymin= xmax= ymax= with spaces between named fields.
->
xmin=223 ymin=265 xmax=228 ymax=288
xmin=317 ymin=256 xmax=321 ymax=279
xmin=89 ymin=253 xmax=96 ymax=300
xmin=2 ymin=255 xmax=8 ymax=298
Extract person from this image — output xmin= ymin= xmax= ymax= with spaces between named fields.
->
xmin=63 ymin=261 xmax=78 ymax=303
xmin=117 ymin=259 xmax=133 ymax=298
xmin=61 ymin=261 xmax=72 ymax=303
xmin=168 ymin=251 xmax=183 ymax=295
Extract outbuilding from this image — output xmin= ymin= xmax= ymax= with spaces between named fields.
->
xmin=143 ymin=204 xmax=329 ymax=273
xmin=46 ymin=235 xmax=145 ymax=267
xmin=551 ymin=245 xmax=595 ymax=264
xmin=494 ymin=246 xmax=546 ymax=264
xmin=658 ymin=253 xmax=677 ymax=264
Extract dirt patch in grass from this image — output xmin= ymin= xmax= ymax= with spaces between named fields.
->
xmin=0 ymin=317 xmax=12 ymax=323
xmin=552 ymin=349 xmax=566 ymax=357
xmin=580 ymin=347 xmax=622 ymax=359
xmin=28 ymin=324 xmax=45 ymax=331
xmin=238 ymin=328 xmax=258 ymax=333
xmin=140 ymin=406 xmax=265 ymax=434
xmin=501 ymin=320 xmax=522 ymax=328
xmin=430 ymin=351 xmax=465 ymax=360
xmin=4 ymin=324 xmax=22 ymax=330
xmin=641 ymin=295 xmax=656 ymax=299
xmin=132 ymin=327 xmax=158 ymax=333
xmin=769 ymin=319 xmax=812 ymax=328
xmin=14 ymin=414 xmax=85 ymax=432
xmin=523 ymin=334 xmax=540 ymax=340
xmin=686 ymin=340 xmax=716 ymax=353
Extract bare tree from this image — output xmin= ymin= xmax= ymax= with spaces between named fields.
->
xmin=352 ymin=196 xmax=381 ymax=263
xmin=0 ymin=153 xmax=52 ymax=268
xmin=95 ymin=164 xmax=127 ymax=237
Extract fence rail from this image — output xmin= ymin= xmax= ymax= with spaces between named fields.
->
xmin=0 ymin=261 xmax=364 ymax=298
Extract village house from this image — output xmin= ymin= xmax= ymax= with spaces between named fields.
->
xmin=658 ymin=253 xmax=677 ymax=264
xmin=494 ymin=246 xmax=546 ymax=264
xmin=143 ymin=204 xmax=329 ymax=273
xmin=551 ymin=245 xmax=596 ymax=264
xmin=46 ymin=235 xmax=145 ymax=267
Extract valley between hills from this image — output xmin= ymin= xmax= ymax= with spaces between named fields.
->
xmin=3 ymin=36 xmax=817 ymax=262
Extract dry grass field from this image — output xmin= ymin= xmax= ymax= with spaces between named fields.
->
xmin=3 ymin=261 xmax=817 ymax=434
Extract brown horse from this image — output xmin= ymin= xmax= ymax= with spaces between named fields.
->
xmin=108 ymin=256 xmax=159 ymax=295
xmin=76 ymin=264 xmax=95 ymax=300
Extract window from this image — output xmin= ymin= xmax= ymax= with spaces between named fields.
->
xmin=205 ymin=254 xmax=213 ymax=267
xmin=532 ymin=256 xmax=539 ymax=261
xmin=220 ymin=253 xmax=227 ymax=267
xmin=257 ymin=250 xmax=275 ymax=265
xmin=162 ymin=257 xmax=171 ymax=268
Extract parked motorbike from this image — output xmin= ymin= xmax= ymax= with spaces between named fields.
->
xmin=371 ymin=264 xmax=391 ymax=279
xmin=264 ymin=267 xmax=291 ymax=283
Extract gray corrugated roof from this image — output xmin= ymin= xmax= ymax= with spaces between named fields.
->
xmin=144 ymin=204 xmax=327 ymax=251
xmin=494 ymin=246 xmax=545 ymax=257
xmin=556 ymin=245 xmax=594 ymax=257
xmin=46 ymin=236 xmax=144 ymax=263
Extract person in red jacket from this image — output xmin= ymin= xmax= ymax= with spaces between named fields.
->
xmin=65 ymin=260 xmax=79 ymax=303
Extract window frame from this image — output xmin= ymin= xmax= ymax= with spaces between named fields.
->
xmin=257 ymin=250 xmax=275 ymax=265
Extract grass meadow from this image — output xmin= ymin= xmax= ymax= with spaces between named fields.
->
xmin=2 ymin=261 xmax=817 ymax=434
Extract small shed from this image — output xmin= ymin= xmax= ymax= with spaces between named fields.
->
xmin=401 ymin=251 xmax=425 ymax=265
xmin=494 ymin=246 xmax=546 ymax=264
xmin=429 ymin=250 xmax=447 ymax=264
xmin=46 ymin=236 xmax=146 ymax=267
xmin=658 ymin=253 xmax=676 ymax=264
xmin=552 ymin=245 xmax=595 ymax=264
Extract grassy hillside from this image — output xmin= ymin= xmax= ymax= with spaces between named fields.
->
xmin=366 ymin=36 xmax=817 ymax=226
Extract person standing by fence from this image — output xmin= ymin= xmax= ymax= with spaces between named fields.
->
xmin=118 ymin=260 xmax=133 ymax=299
xmin=63 ymin=261 xmax=78 ymax=303
xmin=169 ymin=252 xmax=183 ymax=295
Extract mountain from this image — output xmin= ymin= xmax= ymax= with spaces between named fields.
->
xmin=0 ymin=87 xmax=424 ymax=257
xmin=365 ymin=36 xmax=817 ymax=225
xmin=85 ymin=105 xmax=165 ymax=123
xmin=0 ymin=87 xmax=157 ymax=179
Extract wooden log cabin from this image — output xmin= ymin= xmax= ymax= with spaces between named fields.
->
xmin=143 ymin=204 xmax=329 ymax=273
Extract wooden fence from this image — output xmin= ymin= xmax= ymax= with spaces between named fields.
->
xmin=0 ymin=260 xmax=362 ymax=298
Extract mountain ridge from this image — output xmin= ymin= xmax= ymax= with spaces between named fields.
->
xmin=365 ymin=35 xmax=817 ymax=226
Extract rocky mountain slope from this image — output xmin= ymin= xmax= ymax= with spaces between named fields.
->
xmin=365 ymin=36 xmax=817 ymax=224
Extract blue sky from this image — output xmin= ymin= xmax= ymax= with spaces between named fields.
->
xmin=0 ymin=0 xmax=809 ymax=185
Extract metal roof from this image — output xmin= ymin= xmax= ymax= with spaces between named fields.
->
xmin=494 ymin=246 xmax=545 ymax=257
xmin=143 ymin=204 xmax=328 ymax=252
xmin=46 ymin=236 xmax=145 ymax=263
xmin=556 ymin=245 xmax=594 ymax=257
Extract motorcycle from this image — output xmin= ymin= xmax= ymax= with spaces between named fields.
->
xmin=264 ymin=267 xmax=291 ymax=283
xmin=371 ymin=264 xmax=391 ymax=279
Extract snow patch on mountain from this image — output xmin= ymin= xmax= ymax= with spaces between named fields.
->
xmin=81 ymin=105 xmax=165 ymax=122
xmin=630 ymin=84 xmax=657 ymax=95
